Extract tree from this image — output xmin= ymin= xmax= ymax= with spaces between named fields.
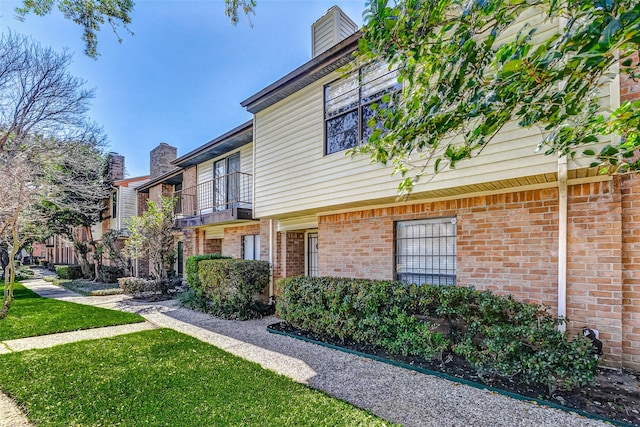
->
xmin=355 ymin=0 xmax=640 ymax=193
xmin=0 ymin=32 xmax=97 ymax=154
xmin=124 ymin=196 xmax=177 ymax=284
xmin=41 ymin=142 xmax=112 ymax=280
xmin=0 ymin=33 xmax=108 ymax=316
xmin=15 ymin=0 xmax=257 ymax=59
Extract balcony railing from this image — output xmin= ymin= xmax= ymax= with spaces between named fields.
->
xmin=173 ymin=171 xmax=252 ymax=218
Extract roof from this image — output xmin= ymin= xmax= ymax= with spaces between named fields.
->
xmin=172 ymin=120 xmax=253 ymax=168
xmin=136 ymin=168 xmax=183 ymax=193
xmin=113 ymin=175 xmax=150 ymax=188
xmin=240 ymin=31 xmax=361 ymax=114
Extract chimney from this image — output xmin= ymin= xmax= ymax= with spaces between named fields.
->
xmin=150 ymin=143 xmax=177 ymax=180
xmin=107 ymin=152 xmax=125 ymax=182
xmin=311 ymin=6 xmax=358 ymax=58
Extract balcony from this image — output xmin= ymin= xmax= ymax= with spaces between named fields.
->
xmin=173 ymin=171 xmax=253 ymax=228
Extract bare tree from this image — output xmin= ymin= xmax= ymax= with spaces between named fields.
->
xmin=0 ymin=33 xmax=109 ymax=316
xmin=0 ymin=32 xmax=96 ymax=155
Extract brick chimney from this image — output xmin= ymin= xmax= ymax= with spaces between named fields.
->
xmin=150 ymin=143 xmax=177 ymax=180
xmin=106 ymin=152 xmax=125 ymax=182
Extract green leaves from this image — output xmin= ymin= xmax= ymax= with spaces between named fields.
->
xmin=357 ymin=0 xmax=640 ymax=193
xmin=277 ymin=276 xmax=597 ymax=390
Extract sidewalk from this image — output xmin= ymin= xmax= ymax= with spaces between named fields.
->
xmin=1 ymin=278 xmax=609 ymax=427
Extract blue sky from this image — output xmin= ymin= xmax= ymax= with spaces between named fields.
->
xmin=0 ymin=0 xmax=365 ymax=178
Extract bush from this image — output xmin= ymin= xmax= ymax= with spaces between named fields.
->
xmin=98 ymin=266 xmax=125 ymax=283
xmin=185 ymin=254 xmax=231 ymax=289
xmin=118 ymin=277 xmax=163 ymax=295
xmin=177 ymin=289 xmax=210 ymax=312
xmin=55 ymin=264 xmax=83 ymax=280
xmin=195 ymin=259 xmax=270 ymax=320
xmin=276 ymin=277 xmax=597 ymax=391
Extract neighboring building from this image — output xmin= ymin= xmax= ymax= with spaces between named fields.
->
xmin=136 ymin=122 xmax=264 ymax=284
xmin=45 ymin=152 xmax=149 ymax=269
xmin=234 ymin=6 xmax=640 ymax=370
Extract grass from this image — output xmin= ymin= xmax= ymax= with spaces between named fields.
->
xmin=0 ymin=328 xmax=394 ymax=426
xmin=0 ymin=282 xmax=144 ymax=341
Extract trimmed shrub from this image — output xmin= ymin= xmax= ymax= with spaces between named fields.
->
xmin=98 ymin=266 xmax=125 ymax=283
xmin=55 ymin=264 xmax=83 ymax=280
xmin=118 ymin=277 xmax=166 ymax=296
xmin=185 ymin=254 xmax=231 ymax=289
xmin=196 ymin=259 xmax=270 ymax=320
xmin=276 ymin=277 xmax=597 ymax=391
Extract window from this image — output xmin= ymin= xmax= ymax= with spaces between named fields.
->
xmin=324 ymin=62 xmax=400 ymax=155
xmin=242 ymin=235 xmax=260 ymax=260
xmin=395 ymin=217 xmax=457 ymax=286
xmin=112 ymin=192 xmax=117 ymax=218
xmin=307 ymin=232 xmax=318 ymax=277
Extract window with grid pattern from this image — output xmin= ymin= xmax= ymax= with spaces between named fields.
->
xmin=395 ymin=217 xmax=457 ymax=286
xmin=324 ymin=62 xmax=400 ymax=155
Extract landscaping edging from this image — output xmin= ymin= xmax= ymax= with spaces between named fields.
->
xmin=266 ymin=323 xmax=635 ymax=427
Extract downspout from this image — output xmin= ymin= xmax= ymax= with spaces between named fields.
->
xmin=269 ymin=218 xmax=274 ymax=302
xmin=557 ymin=155 xmax=568 ymax=332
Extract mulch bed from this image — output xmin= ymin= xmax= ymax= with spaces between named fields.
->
xmin=268 ymin=321 xmax=640 ymax=426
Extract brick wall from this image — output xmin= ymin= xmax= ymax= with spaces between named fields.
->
xmin=622 ymin=175 xmax=640 ymax=369
xmin=319 ymin=210 xmax=396 ymax=279
xmin=280 ymin=232 xmax=305 ymax=277
xmin=620 ymin=51 xmax=639 ymax=103
xmin=316 ymin=184 xmax=636 ymax=367
xmin=137 ymin=192 xmax=149 ymax=216
xmin=223 ymin=223 xmax=261 ymax=259
xmin=204 ymin=238 xmax=222 ymax=254
xmin=566 ymin=180 xmax=623 ymax=366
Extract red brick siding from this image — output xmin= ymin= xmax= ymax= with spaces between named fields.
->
xmin=280 ymin=232 xmax=305 ymax=277
xmin=566 ymin=180 xmax=623 ymax=366
xmin=317 ymin=185 xmax=634 ymax=366
xmin=203 ymin=238 xmax=222 ymax=254
xmin=223 ymin=223 xmax=261 ymax=259
xmin=137 ymin=193 xmax=149 ymax=216
xmin=622 ymin=175 xmax=640 ymax=369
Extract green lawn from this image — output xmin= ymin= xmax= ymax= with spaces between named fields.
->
xmin=0 ymin=328 xmax=393 ymax=426
xmin=0 ymin=282 xmax=144 ymax=341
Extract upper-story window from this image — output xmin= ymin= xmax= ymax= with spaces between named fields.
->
xmin=324 ymin=63 xmax=400 ymax=155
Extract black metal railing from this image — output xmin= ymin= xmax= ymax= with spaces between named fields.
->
xmin=173 ymin=171 xmax=252 ymax=217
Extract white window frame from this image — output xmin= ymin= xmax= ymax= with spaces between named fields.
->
xmin=242 ymin=234 xmax=260 ymax=260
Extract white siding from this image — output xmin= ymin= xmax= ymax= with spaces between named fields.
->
xmin=91 ymin=223 xmax=102 ymax=241
xmin=254 ymin=11 xmax=616 ymax=219
xmin=118 ymin=187 xmax=138 ymax=230
xmin=311 ymin=6 xmax=357 ymax=58
xmin=196 ymin=144 xmax=253 ymax=212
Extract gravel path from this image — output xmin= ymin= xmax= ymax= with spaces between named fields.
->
xmin=1 ymin=279 xmax=611 ymax=427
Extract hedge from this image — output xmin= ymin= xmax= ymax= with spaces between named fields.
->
xmin=55 ymin=264 xmax=83 ymax=280
xmin=118 ymin=276 xmax=181 ymax=296
xmin=98 ymin=266 xmax=125 ymax=283
xmin=195 ymin=259 xmax=270 ymax=320
xmin=185 ymin=254 xmax=231 ymax=289
xmin=276 ymin=277 xmax=597 ymax=392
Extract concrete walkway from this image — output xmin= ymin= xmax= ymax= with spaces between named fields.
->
xmin=1 ymin=278 xmax=610 ymax=427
